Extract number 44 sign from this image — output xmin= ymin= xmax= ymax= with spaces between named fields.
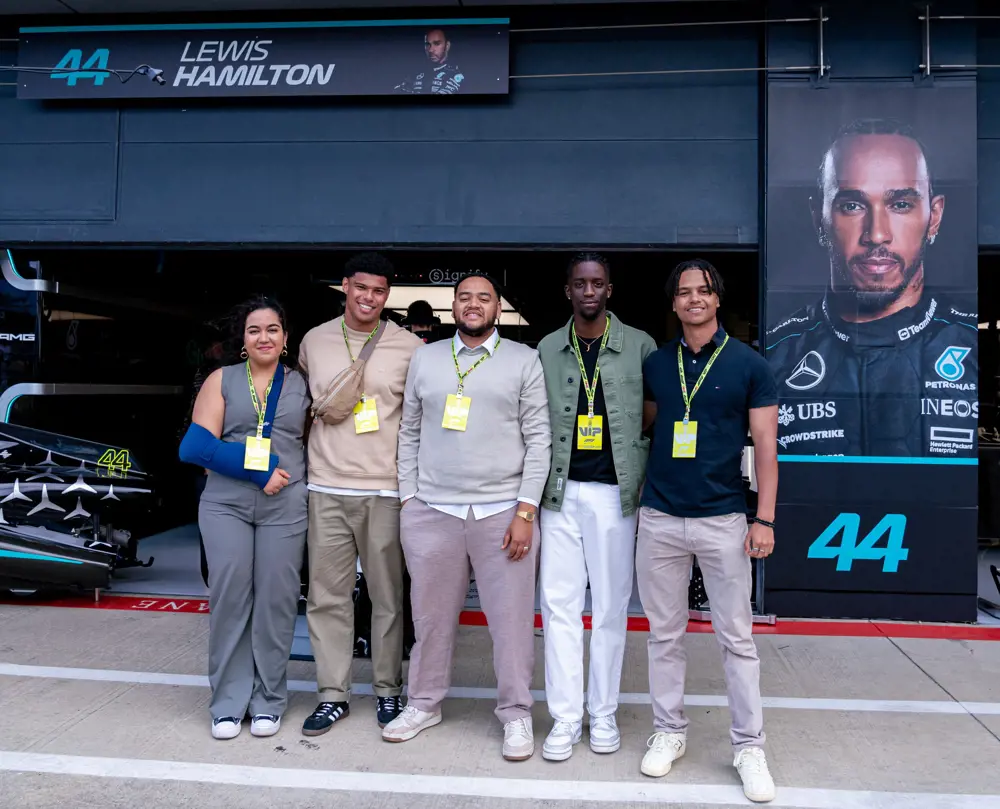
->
xmin=807 ymin=513 xmax=909 ymax=573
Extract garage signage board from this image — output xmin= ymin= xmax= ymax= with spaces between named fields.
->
xmin=16 ymin=18 xmax=510 ymax=99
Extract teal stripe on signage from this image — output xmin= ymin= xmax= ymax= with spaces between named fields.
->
xmin=20 ymin=18 xmax=509 ymax=34
xmin=0 ymin=550 xmax=83 ymax=565
xmin=778 ymin=455 xmax=978 ymax=466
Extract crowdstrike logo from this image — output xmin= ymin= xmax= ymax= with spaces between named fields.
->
xmin=785 ymin=351 xmax=826 ymax=391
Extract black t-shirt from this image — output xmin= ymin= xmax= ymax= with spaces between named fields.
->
xmin=569 ymin=340 xmax=618 ymax=485
xmin=641 ymin=327 xmax=778 ymax=518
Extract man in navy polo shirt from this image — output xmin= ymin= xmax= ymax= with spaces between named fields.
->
xmin=637 ymin=259 xmax=779 ymax=804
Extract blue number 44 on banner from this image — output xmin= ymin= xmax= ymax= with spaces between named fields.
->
xmin=807 ymin=513 xmax=909 ymax=573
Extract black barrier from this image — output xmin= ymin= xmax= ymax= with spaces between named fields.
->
xmin=763 ymin=82 xmax=979 ymax=622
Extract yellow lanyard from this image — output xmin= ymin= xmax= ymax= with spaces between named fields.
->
xmin=342 ymin=319 xmax=379 ymax=362
xmin=246 ymin=362 xmax=274 ymax=439
xmin=571 ymin=317 xmax=610 ymax=418
xmin=452 ymin=333 xmax=499 ymax=397
xmin=676 ymin=334 xmax=729 ymax=423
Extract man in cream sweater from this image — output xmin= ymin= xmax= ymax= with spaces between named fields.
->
xmin=298 ymin=252 xmax=423 ymax=736
xmin=383 ymin=272 xmax=552 ymax=761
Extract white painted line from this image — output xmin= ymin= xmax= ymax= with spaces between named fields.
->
xmin=0 ymin=750 xmax=996 ymax=808
xmin=2 ymin=662 xmax=999 ymax=716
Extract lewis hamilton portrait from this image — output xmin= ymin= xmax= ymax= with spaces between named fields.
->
xmin=765 ymin=118 xmax=978 ymax=459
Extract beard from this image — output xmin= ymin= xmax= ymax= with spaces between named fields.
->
xmin=457 ymin=315 xmax=496 ymax=337
xmin=829 ymin=231 xmax=929 ymax=316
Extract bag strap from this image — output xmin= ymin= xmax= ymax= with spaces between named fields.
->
xmin=357 ymin=319 xmax=386 ymax=363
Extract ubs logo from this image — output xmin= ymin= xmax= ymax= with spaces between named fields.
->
xmin=785 ymin=351 xmax=826 ymax=391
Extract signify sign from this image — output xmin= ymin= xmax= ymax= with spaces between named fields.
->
xmin=16 ymin=18 xmax=510 ymax=99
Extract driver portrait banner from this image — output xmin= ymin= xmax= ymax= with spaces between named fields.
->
xmin=15 ymin=18 xmax=509 ymax=100
xmin=762 ymin=81 xmax=979 ymax=623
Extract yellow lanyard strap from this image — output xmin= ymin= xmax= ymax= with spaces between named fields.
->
xmin=571 ymin=317 xmax=610 ymax=418
xmin=452 ymin=334 xmax=499 ymax=397
xmin=246 ymin=361 xmax=274 ymax=439
xmin=676 ymin=334 xmax=729 ymax=423
xmin=342 ymin=319 xmax=379 ymax=363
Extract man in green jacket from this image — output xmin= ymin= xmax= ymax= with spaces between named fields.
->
xmin=536 ymin=253 xmax=658 ymax=762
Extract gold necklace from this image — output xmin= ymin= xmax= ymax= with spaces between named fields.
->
xmin=578 ymin=334 xmax=602 ymax=352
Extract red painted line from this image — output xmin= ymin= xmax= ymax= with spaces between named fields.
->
xmin=3 ymin=594 xmax=1000 ymax=640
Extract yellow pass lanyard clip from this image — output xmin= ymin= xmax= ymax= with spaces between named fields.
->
xmin=342 ymin=319 xmax=379 ymax=406
xmin=247 ymin=361 xmax=274 ymax=441
xmin=451 ymin=334 xmax=498 ymax=399
xmin=676 ymin=333 xmax=729 ymax=424
xmin=572 ymin=316 xmax=610 ymax=419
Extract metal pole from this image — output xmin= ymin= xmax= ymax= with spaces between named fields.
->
xmin=923 ymin=4 xmax=932 ymax=78
xmin=510 ymin=65 xmax=823 ymax=81
xmin=818 ymin=6 xmax=826 ymax=79
xmin=510 ymin=17 xmax=821 ymax=34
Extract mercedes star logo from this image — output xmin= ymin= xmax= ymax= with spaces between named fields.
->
xmin=786 ymin=350 xmax=826 ymax=391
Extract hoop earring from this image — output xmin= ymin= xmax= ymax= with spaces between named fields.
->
xmin=240 ymin=348 xmax=248 ymax=360
xmin=282 ymin=347 xmax=288 ymax=357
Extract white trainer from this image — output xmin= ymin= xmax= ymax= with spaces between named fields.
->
xmin=211 ymin=717 xmax=242 ymax=740
xmin=734 ymin=746 xmax=776 ymax=803
xmin=381 ymin=705 xmax=442 ymax=742
xmin=250 ymin=715 xmax=280 ymax=737
xmin=640 ymin=732 xmax=686 ymax=777
xmin=541 ymin=720 xmax=582 ymax=761
xmin=589 ymin=714 xmax=621 ymax=754
xmin=502 ymin=717 xmax=535 ymax=761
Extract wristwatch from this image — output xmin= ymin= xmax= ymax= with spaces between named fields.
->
xmin=517 ymin=509 xmax=536 ymax=523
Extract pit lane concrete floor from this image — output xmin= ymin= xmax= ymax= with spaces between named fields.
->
xmin=1 ymin=606 xmax=999 ymax=808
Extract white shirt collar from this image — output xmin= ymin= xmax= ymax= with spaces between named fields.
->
xmin=453 ymin=328 xmax=500 ymax=355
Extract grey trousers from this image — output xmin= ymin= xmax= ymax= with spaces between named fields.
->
xmin=636 ymin=507 xmax=765 ymax=750
xmin=400 ymin=499 xmax=538 ymax=725
xmin=200 ymin=481 xmax=307 ymax=720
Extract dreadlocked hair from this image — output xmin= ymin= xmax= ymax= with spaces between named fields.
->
xmin=566 ymin=251 xmax=611 ymax=282
xmin=664 ymin=259 xmax=725 ymax=304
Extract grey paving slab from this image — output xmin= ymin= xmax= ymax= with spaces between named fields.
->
xmin=888 ymin=638 xmax=1000 ymax=703
xmin=0 ymin=606 xmax=961 ymax=705
xmin=2 ymin=673 xmax=999 ymax=797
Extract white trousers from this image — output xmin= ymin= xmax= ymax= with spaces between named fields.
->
xmin=540 ymin=480 xmax=638 ymax=723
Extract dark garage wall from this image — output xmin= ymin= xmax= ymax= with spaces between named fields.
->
xmin=0 ymin=21 xmax=759 ymax=247
xmin=979 ymin=30 xmax=1000 ymax=248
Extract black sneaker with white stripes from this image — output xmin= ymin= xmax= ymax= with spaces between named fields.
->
xmin=301 ymin=701 xmax=349 ymax=736
xmin=377 ymin=696 xmax=404 ymax=728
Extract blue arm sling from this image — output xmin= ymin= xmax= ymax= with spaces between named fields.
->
xmin=179 ymin=363 xmax=285 ymax=490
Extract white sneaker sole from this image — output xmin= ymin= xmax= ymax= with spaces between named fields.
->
xmin=382 ymin=712 xmax=442 ymax=742
xmin=743 ymin=784 xmax=777 ymax=803
xmin=503 ymin=744 xmax=535 ymax=762
xmin=251 ymin=722 xmax=280 ymax=738
xmin=542 ymin=733 xmax=581 ymax=761
xmin=590 ymin=736 xmax=621 ymax=754
xmin=211 ymin=723 xmax=241 ymax=741
xmin=640 ymin=746 xmax=685 ymax=778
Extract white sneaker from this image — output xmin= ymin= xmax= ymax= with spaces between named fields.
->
xmin=640 ymin=732 xmax=686 ymax=777
xmin=542 ymin=720 xmax=582 ymax=761
xmin=381 ymin=705 xmax=442 ymax=742
xmin=589 ymin=714 xmax=621 ymax=754
xmin=502 ymin=717 xmax=534 ymax=761
xmin=211 ymin=717 xmax=242 ymax=740
xmin=250 ymin=715 xmax=280 ymax=737
xmin=735 ymin=746 xmax=776 ymax=803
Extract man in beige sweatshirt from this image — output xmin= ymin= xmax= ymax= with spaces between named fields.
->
xmin=298 ymin=252 xmax=423 ymax=736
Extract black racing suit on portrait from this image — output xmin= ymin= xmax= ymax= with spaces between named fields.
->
xmin=395 ymin=62 xmax=465 ymax=94
xmin=765 ymin=291 xmax=979 ymax=458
